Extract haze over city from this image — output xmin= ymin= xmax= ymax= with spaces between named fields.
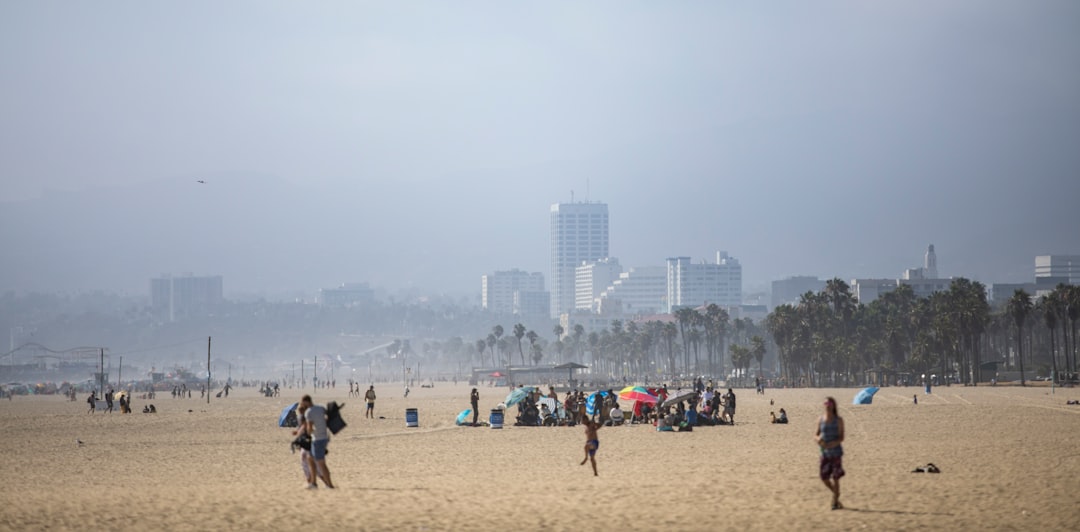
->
xmin=2 ymin=2 xmax=1078 ymax=299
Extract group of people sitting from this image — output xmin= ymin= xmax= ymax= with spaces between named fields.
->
xmin=770 ymin=408 xmax=788 ymax=424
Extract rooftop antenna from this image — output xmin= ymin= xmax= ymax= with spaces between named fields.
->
xmin=586 ymin=178 xmax=590 ymax=202
xmin=571 ymin=190 xmax=574 ymax=203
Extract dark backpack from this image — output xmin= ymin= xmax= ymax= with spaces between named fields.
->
xmin=326 ymin=401 xmax=347 ymax=434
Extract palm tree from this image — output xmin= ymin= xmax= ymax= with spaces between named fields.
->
xmin=475 ymin=339 xmax=487 ymax=366
xmin=525 ymin=330 xmax=539 ymax=365
xmin=530 ymin=342 xmax=544 ymax=365
xmin=1007 ymin=289 xmax=1033 ymax=386
xmin=751 ymin=335 xmax=766 ymax=378
xmin=553 ymin=324 xmax=565 ymax=341
xmin=513 ymin=323 xmax=526 ymax=365
xmin=485 ymin=334 xmax=497 ymax=367
xmin=1038 ymin=294 xmax=1060 ymax=382
xmin=662 ymin=322 xmax=678 ymax=377
xmin=492 ymin=325 xmax=504 ymax=365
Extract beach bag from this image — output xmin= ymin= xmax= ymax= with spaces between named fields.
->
xmin=326 ymin=401 xmax=347 ymax=434
xmin=291 ymin=433 xmax=312 ymax=453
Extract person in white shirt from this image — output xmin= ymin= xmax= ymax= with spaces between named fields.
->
xmin=609 ymin=404 xmax=625 ymax=426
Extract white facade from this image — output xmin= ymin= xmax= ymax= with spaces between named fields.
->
xmin=899 ymin=278 xmax=951 ymax=299
xmin=550 ymin=202 xmax=609 ymax=318
xmin=771 ymin=276 xmax=826 ymax=308
xmin=575 ymin=258 xmax=622 ymax=311
xmin=482 ymin=269 xmax=545 ymax=315
xmin=666 ymin=251 xmax=742 ymax=312
xmin=599 ymin=266 xmax=668 ymax=315
xmin=850 ymin=278 xmax=899 ymax=304
xmin=1035 ymin=255 xmax=1080 ymax=285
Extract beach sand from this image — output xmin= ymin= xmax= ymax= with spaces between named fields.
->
xmin=1 ymin=383 xmax=1078 ymax=531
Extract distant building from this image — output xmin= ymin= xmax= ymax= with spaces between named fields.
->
xmin=550 ymin=202 xmax=609 ymax=318
xmin=513 ymin=289 xmax=550 ymax=318
xmin=666 ymin=251 xmax=742 ymax=312
xmin=151 ymin=274 xmax=223 ymax=322
xmin=1035 ymin=255 xmax=1080 ymax=285
xmin=771 ymin=276 xmax=826 ymax=308
xmin=899 ymin=278 xmax=951 ymax=299
xmin=575 ymin=258 xmax=622 ymax=311
xmin=482 ymin=269 xmax=545 ymax=315
xmin=850 ymin=278 xmax=899 ymax=305
xmin=903 ymin=244 xmax=939 ymax=280
xmin=598 ymin=266 xmax=668 ymax=316
xmin=319 ymin=283 xmax=375 ymax=308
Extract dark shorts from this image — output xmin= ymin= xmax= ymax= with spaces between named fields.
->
xmin=820 ymin=455 xmax=845 ymax=481
xmin=311 ymin=438 xmax=329 ymax=460
xmin=587 ymin=439 xmax=599 ymax=456
xmin=366 ymin=402 xmax=374 ymax=410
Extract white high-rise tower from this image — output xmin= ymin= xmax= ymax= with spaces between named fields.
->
xmin=550 ymin=202 xmax=609 ymax=318
xmin=924 ymin=244 xmax=938 ymax=279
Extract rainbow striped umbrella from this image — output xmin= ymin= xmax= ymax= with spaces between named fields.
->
xmin=618 ymin=386 xmax=659 ymax=404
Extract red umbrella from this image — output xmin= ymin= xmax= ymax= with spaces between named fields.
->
xmin=618 ymin=386 xmax=659 ymax=404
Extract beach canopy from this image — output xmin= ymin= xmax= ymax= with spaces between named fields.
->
xmin=504 ymin=386 xmax=537 ymax=407
xmin=456 ymin=409 xmax=472 ymax=426
xmin=279 ymin=402 xmax=299 ymax=427
xmin=586 ymin=390 xmax=611 ymax=416
xmin=853 ymin=387 xmax=879 ymax=405
xmin=661 ymin=391 xmax=697 ymax=409
xmin=618 ymin=386 xmax=659 ymax=404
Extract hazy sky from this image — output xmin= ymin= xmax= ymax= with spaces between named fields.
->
xmin=2 ymin=2 xmax=1078 ymax=297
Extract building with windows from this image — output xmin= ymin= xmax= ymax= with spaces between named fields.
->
xmin=666 ymin=251 xmax=742 ymax=312
xmin=575 ymin=258 xmax=622 ymax=311
xmin=1035 ymin=255 xmax=1080 ymax=285
xmin=482 ymin=269 xmax=545 ymax=315
xmin=598 ymin=266 xmax=668 ymax=316
xmin=550 ymin=202 xmax=609 ymax=318
xmin=771 ymin=276 xmax=826 ymax=308
xmin=319 ymin=283 xmax=375 ymax=307
xmin=150 ymin=274 xmax=223 ymax=322
xmin=850 ymin=278 xmax=899 ymax=304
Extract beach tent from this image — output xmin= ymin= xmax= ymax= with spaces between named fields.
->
xmin=504 ymin=386 xmax=537 ymax=407
xmin=279 ymin=402 xmax=299 ymax=427
xmin=456 ymin=409 xmax=472 ymax=426
xmin=853 ymin=387 xmax=879 ymax=405
xmin=586 ymin=390 xmax=610 ymax=416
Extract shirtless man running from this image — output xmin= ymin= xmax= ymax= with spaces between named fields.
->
xmin=579 ymin=418 xmax=602 ymax=476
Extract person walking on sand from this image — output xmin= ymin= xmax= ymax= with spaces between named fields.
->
xmin=300 ymin=394 xmax=334 ymax=488
xmin=293 ymin=402 xmax=318 ymax=489
xmin=470 ymin=388 xmax=480 ymax=426
xmin=579 ymin=418 xmax=603 ymax=476
xmin=87 ymin=391 xmax=97 ymax=414
xmin=364 ymin=385 xmax=376 ymax=419
xmin=814 ymin=396 xmax=845 ymax=510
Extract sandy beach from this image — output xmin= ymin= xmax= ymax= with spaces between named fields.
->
xmin=1 ymin=383 xmax=1078 ymax=531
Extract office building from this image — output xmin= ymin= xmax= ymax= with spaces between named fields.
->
xmin=575 ymin=258 xmax=622 ymax=311
xmin=482 ymin=269 xmax=545 ymax=315
xmin=771 ymin=276 xmax=826 ymax=308
xmin=550 ymin=202 xmax=609 ymax=318
xmin=666 ymin=251 xmax=743 ymax=312
xmin=150 ymin=274 xmax=223 ymax=322
xmin=599 ymin=266 xmax=668 ymax=315
xmin=1035 ymin=255 xmax=1080 ymax=285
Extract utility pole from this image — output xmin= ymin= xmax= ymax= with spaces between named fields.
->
xmin=99 ymin=348 xmax=105 ymax=394
xmin=206 ymin=336 xmax=211 ymax=404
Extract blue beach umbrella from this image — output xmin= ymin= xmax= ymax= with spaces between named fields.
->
xmin=586 ymin=390 xmax=610 ymax=416
xmin=853 ymin=387 xmax=879 ymax=405
xmin=279 ymin=402 xmax=299 ymax=427
xmin=456 ymin=409 xmax=472 ymax=426
xmin=504 ymin=386 xmax=537 ymax=407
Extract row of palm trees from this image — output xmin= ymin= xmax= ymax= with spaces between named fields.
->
xmin=764 ymin=279 xmax=1080 ymax=386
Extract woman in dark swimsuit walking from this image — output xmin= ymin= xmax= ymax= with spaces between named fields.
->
xmin=814 ymin=396 xmax=845 ymax=510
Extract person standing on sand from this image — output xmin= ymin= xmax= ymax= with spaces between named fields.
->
xmin=293 ymin=402 xmax=318 ymax=489
xmin=723 ymin=388 xmax=736 ymax=424
xmin=814 ymin=396 xmax=845 ymax=510
xmin=470 ymin=388 xmax=480 ymax=426
xmin=579 ymin=418 xmax=602 ymax=476
xmin=365 ymin=385 xmax=376 ymax=419
xmin=87 ymin=391 xmax=96 ymax=414
xmin=300 ymin=394 xmax=334 ymax=489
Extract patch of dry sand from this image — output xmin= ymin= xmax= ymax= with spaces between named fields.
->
xmin=1 ymin=384 xmax=1078 ymax=531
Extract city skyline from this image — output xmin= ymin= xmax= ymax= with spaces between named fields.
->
xmin=1 ymin=3 xmax=1078 ymax=298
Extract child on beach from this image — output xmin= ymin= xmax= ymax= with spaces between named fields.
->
xmin=579 ymin=418 xmax=602 ymax=476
